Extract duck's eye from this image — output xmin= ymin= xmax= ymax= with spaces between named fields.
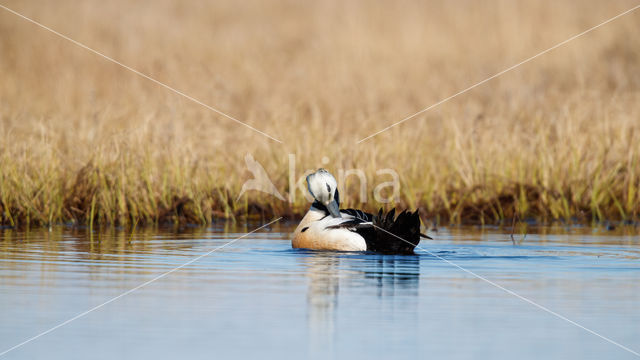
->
xmin=326 ymin=184 xmax=331 ymax=192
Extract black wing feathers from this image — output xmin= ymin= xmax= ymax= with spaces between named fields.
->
xmin=361 ymin=208 xmax=423 ymax=254
xmin=340 ymin=208 xmax=373 ymax=222
xmin=327 ymin=207 xmax=427 ymax=254
xmin=325 ymin=219 xmax=367 ymax=230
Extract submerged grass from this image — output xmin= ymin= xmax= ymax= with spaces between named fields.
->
xmin=1 ymin=0 xmax=640 ymax=227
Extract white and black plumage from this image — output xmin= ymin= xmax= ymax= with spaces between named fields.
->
xmin=292 ymin=169 xmax=431 ymax=254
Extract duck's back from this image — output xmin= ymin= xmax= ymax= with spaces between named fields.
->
xmin=310 ymin=208 xmax=425 ymax=254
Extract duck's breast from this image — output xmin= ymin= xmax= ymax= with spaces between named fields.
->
xmin=293 ymin=216 xmax=366 ymax=251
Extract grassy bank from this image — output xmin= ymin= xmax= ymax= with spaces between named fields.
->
xmin=1 ymin=0 xmax=639 ymax=227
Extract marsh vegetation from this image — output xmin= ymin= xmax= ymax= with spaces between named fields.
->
xmin=1 ymin=0 xmax=639 ymax=227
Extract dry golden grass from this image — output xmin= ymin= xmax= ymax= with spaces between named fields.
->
xmin=1 ymin=0 xmax=639 ymax=227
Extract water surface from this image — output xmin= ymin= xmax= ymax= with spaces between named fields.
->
xmin=1 ymin=224 xmax=639 ymax=359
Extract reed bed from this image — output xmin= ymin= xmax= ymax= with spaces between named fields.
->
xmin=1 ymin=0 xmax=639 ymax=227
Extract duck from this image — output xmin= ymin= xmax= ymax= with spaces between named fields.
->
xmin=292 ymin=169 xmax=431 ymax=254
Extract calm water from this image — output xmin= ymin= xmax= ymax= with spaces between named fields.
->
xmin=1 ymin=223 xmax=639 ymax=359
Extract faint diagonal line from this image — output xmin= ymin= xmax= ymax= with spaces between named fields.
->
xmin=0 ymin=217 xmax=282 ymax=358
xmin=0 ymin=3 xmax=283 ymax=144
xmin=356 ymin=3 xmax=640 ymax=144
xmin=371 ymin=224 xmax=640 ymax=358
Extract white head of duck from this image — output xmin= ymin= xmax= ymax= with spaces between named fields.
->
xmin=306 ymin=168 xmax=342 ymax=218
xmin=292 ymin=168 xmax=431 ymax=254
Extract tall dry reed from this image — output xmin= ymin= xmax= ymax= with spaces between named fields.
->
xmin=1 ymin=0 xmax=639 ymax=226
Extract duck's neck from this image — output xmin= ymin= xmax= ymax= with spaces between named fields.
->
xmin=294 ymin=205 xmax=328 ymax=234
xmin=310 ymin=200 xmax=329 ymax=215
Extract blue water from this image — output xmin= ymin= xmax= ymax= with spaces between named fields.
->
xmin=1 ymin=224 xmax=639 ymax=359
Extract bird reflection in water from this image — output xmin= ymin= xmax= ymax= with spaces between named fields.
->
xmin=299 ymin=252 xmax=420 ymax=354
xmin=365 ymin=255 xmax=421 ymax=297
